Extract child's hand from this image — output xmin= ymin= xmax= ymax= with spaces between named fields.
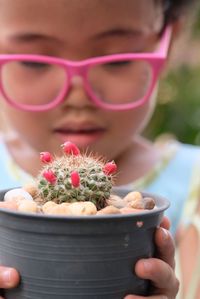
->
xmin=0 ymin=202 xmax=20 ymax=297
xmin=124 ymin=217 xmax=179 ymax=299
xmin=0 ymin=266 xmax=20 ymax=298
xmin=0 ymin=201 xmax=18 ymax=211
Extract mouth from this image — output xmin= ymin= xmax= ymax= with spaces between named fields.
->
xmin=53 ymin=125 xmax=106 ymax=148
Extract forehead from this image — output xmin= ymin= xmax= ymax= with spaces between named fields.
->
xmin=0 ymin=0 xmax=162 ymax=39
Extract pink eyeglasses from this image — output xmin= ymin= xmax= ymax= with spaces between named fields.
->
xmin=0 ymin=26 xmax=172 ymax=112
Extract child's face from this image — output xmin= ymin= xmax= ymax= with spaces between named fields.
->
xmin=0 ymin=0 xmax=165 ymax=160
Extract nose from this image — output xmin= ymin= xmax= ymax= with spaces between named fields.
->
xmin=61 ymin=75 xmax=95 ymax=110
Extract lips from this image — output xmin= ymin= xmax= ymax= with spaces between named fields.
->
xmin=55 ymin=127 xmax=105 ymax=134
xmin=53 ymin=123 xmax=106 ymax=148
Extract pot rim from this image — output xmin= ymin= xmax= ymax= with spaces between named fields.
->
xmin=0 ymin=188 xmax=170 ymax=221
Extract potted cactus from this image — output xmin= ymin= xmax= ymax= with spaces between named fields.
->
xmin=0 ymin=142 xmax=169 ymax=299
xmin=37 ymin=141 xmax=116 ymax=210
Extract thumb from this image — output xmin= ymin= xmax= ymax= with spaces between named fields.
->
xmin=0 ymin=267 xmax=20 ymax=288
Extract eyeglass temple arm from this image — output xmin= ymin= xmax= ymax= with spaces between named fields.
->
xmin=158 ymin=26 xmax=172 ymax=57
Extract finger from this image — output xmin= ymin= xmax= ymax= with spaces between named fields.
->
xmin=0 ymin=202 xmax=18 ymax=211
xmin=159 ymin=216 xmax=170 ymax=230
xmin=0 ymin=267 xmax=20 ymax=288
xmin=154 ymin=227 xmax=175 ymax=269
xmin=135 ymin=258 xmax=179 ymax=296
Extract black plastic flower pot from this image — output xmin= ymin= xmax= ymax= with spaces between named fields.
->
xmin=0 ymin=188 xmax=169 ymax=299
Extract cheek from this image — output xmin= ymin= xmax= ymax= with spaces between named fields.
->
xmin=120 ymin=87 xmax=158 ymax=135
xmin=111 ymin=84 xmax=158 ymax=135
xmin=2 ymin=105 xmax=47 ymax=137
xmin=111 ymin=101 xmax=154 ymax=136
xmin=96 ymin=108 xmax=149 ymax=160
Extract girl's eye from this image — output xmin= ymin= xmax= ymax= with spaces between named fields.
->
xmin=105 ymin=60 xmax=132 ymax=68
xmin=20 ymin=61 xmax=50 ymax=69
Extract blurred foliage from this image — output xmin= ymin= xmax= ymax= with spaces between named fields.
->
xmin=193 ymin=6 xmax=200 ymax=36
xmin=145 ymin=8 xmax=200 ymax=145
xmin=145 ymin=66 xmax=200 ymax=145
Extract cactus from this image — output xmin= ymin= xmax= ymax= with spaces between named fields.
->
xmin=37 ymin=142 xmax=117 ymax=210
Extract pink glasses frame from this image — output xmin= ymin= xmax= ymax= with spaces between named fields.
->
xmin=0 ymin=26 xmax=172 ymax=112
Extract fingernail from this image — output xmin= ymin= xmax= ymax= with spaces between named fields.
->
xmin=161 ymin=228 xmax=169 ymax=242
xmin=2 ymin=269 xmax=12 ymax=284
xmin=142 ymin=260 xmax=151 ymax=272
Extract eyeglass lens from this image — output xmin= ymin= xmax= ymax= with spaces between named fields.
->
xmin=1 ymin=59 xmax=153 ymax=107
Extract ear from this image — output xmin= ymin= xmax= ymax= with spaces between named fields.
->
xmin=166 ymin=16 xmax=188 ymax=59
xmin=158 ymin=18 xmax=184 ymax=76
xmin=161 ymin=16 xmax=190 ymax=75
xmin=171 ymin=16 xmax=186 ymax=39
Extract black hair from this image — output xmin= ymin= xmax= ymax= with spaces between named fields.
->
xmin=164 ymin=0 xmax=197 ymax=23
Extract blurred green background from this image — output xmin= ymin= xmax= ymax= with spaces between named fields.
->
xmin=145 ymin=9 xmax=200 ymax=145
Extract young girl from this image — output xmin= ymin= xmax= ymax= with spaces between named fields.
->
xmin=0 ymin=0 xmax=197 ymax=298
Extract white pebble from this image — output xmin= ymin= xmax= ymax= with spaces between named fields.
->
xmin=45 ymin=204 xmax=71 ymax=215
xmin=97 ymin=205 xmax=121 ymax=215
xmin=123 ymin=191 xmax=142 ymax=203
xmin=4 ymin=188 xmax=33 ymax=202
xmin=18 ymin=200 xmax=38 ymax=213
xmin=106 ymin=195 xmax=125 ymax=208
xmin=68 ymin=202 xmax=97 ymax=216
xmin=42 ymin=201 xmax=57 ymax=214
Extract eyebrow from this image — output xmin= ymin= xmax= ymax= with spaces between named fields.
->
xmin=7 ymin=32 xmax=60 ymax=43
xmin=6 ymin=28 xmax=145 ymax=45
xmin=93 ymin=28 xmax=145 ymax=40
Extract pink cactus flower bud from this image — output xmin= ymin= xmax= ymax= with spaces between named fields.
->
xmin=103 ymin=161 xmax=117 ymax=175
xmin=70 ymin=171 xmax=80 ymax=188
xmin=42 ymin=170 xmax=57 ymax=184
xmin=62 ymin=141 xmax=80 ymax=156
xmin=40 ymin=152 xmax=53 ymax=163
